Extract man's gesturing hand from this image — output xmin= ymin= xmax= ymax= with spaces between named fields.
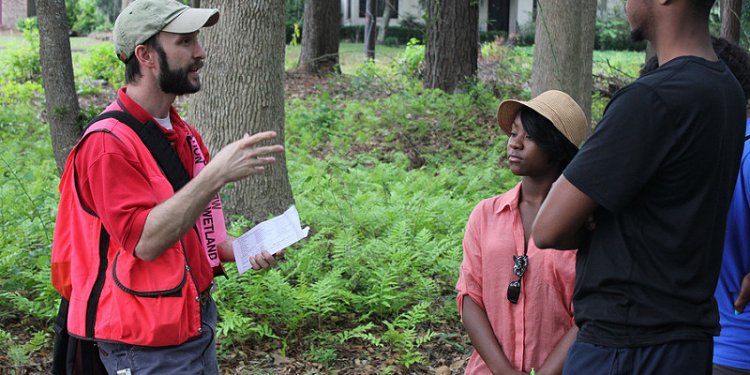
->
xmin=207 ymin=131 xmax=284 ymax=184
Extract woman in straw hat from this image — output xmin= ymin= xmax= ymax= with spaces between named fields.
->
xmin=455 ymin=90 xmax=589 ymax=375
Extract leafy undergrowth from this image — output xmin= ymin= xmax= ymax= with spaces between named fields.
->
xmin=0 ymin=35 xmax=641 ymax=374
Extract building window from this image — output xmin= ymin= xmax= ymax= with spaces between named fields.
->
xmin=359 ymin=0 xmax=399 ymax=19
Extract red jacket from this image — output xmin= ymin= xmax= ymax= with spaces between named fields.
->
xmin=52 ymin=89 xmax=214 ymax=346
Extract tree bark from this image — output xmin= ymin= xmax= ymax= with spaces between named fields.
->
xmin=121 ymin=0 xmax=132 ymax=11
xmin=191 ymin=0 xmax=201 ymax=8
xmin=531 ymin=0 xmax=597 ymax=122
xmin=645 ymin=41 xmax=656 ymax=64
xmin=37 ymin=0 xmax=81 ymax=174
xmin=377 ymin=0 xmax=394 ymax=44
xmin=721 ymin=0 xmax=742 ymax=44
xmin=423 ymin=0 xmax=479 ymax=93
xmin=364 ymin=0 xmax=377 ymax=60
xmin=189 ymin=0 xmax=293 ymax=223
xmin=298 ymin=0 xmax=341 ymax=74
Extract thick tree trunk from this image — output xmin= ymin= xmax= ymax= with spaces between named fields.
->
xmin=121 ymin=0 xmax=132 ymax=11
xmin=364 ymin=0 xmax=376 ymax=60
xmin=191 ymin=0 xmax=200 ymax=8
xmin=531 ymin=0 xmax=597 ymax=122
xmin=37 ymin=0 xmax=81 ymax=174
xmin=377 ymin=0 xmax=393 ymax=44
xmin=298 ymin=0 xmax=341 ymax=74
xmin=721 ymin=0 xmax=742 ymax=44
xmin=422 ymin=0 xmax=479 ymax=93
xmin=190 ymin=0 xmax=293 ymax=223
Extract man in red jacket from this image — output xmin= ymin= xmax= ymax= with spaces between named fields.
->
xmin=51 ymin=0 xmax=284 ymax=373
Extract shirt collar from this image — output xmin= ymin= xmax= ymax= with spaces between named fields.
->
xmin=494 ymin=182 xmax=522 ymax=215
xmin=116 ymin=87 xmax=190 ymax=140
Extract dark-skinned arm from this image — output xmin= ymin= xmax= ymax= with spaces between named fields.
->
xmin=462 ymin=297 xmax=526 ymax=375
xmin=535 ymin=325 xmax=578 ymax=375
xmin=735 ymin=273 xmax=750 ymax=314
xmin=532 ymin=176 xmax=598 ymax=250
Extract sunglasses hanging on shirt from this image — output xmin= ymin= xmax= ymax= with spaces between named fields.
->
xmin=507 ymin=254 xmax=528 ymax=304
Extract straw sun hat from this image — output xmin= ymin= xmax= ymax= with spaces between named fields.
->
xmin=496 ymin=90 xmax=589 ymax=148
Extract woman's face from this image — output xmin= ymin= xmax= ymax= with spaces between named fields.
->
xmin=506 ymin=113 xmax=556 ymax=177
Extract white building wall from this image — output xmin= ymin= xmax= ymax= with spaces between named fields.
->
xmin=515 ymin=0 xmax=534 ymax=33
xmin=478 ymin=0 xmax=488 ymax=32
xmin=341 ymin=0 xmax=423 ymax=27
xmin=341 ymin=0 xmax=535 ymax=32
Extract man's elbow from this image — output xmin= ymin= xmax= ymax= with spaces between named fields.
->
xmin=532 ymin=221 xmax=567 ymax=249
xmin=532 ymin=229 xmax=558 ymax=249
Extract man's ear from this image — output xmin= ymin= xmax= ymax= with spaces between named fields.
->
xmin=133 ymin=44 xmax=158 ymax=70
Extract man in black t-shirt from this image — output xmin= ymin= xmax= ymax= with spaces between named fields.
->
xmin=531 ymin=0 xmax=746 ymax=374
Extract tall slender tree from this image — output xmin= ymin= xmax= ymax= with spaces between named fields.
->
xmin=721 ymin=0 xmax=742 ymax=44
xmin=298 ymin=0 xmax=341 ymax=74
xmin=37 ymin=0 xmax=81 ymax=174
xmin=531 ymin=0 xmax=597 ymax=122
xmin=364 ymin=0 xmax=377 ymax=60
xmin=190 ymin=0 xmax=294 ymax=222
xmin=422 ymin=0 xmax=479 ymax=93
xmin=377 ymin=0 xmax=395 ymax=44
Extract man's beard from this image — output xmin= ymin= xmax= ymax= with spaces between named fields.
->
xmin=631 ymin=27 xmax=646 ymax=43
xmin=155 ymin=44 xmax=203 ymax=95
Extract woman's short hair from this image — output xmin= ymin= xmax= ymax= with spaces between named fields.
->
xmin=520 ymin=107 xmax=580 ymax=172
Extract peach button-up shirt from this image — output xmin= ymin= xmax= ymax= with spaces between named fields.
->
xmin=456 ymin=183 xmax=576 ymax=374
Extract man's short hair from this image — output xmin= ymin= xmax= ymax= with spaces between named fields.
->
xmin=640 ymin=36 xmax=750 ymax=100
xmin=691 ymin=0 xmax=716 ymax=16
xmin=124 ymin=36 xmax=158 ymax=84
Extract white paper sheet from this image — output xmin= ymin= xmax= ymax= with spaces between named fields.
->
xmin=232 ymin=205 xmax=309 ymax=274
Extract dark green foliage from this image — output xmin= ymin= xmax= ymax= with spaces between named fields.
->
xmin=340 ymin=25 xmax=424 ymax=45
xmin=66 ymin=0 xmax=112 ymax=36
xmin=595 ymin=17 xmax=647 ymax=51
xmin=75 ymin=43 xmax=125 ymax=88
xmin=2 ymin=19 xmax=41 ymax=83
xmin=95 ymin=0 xmax=120 ymax=23
xmin=479 ymin=30 xmax=508 ymax=43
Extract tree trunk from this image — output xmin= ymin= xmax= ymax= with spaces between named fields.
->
xmin=37 ymin=0 xmax=81 ymax=174
xmin=189 ymin=0 xmax=293 ymax=223
xmin=422 ymin=0 xmax=479 ymax=93
xmin=721 ymin=0 xmax=742 ymax=44
xmin=298 ymin=0 xmax=341 ymax=74
xmin=364 ymin=0 xmax=377 ymax=60
xmin=377 ymin=0 xmax=393 ymax=44
xmin=191 ymin=0 xmax=200 ymax=8
xmin=531 ymin=0 xmax=597 ymax=122
xmin=121 ymin=0 xmax=132 ymax=11
xmin=645 ymin=41 xmax=656 ymax=64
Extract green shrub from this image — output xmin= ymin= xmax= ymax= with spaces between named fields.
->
xmin=76 ymin=42 xmax=124 ymax=89
xmin=595 ymin=18 xmax=647 ymax=51
xmin=397 ymin=38 xmax=425 ymax=78
xmin=1 ymin=18 xmax=41 ymax=83
xmin=67 ymin=0 xmax=112 ymax=36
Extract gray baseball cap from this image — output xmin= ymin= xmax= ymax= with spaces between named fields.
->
xmin=113 ymin=0 xmax=219 ymax=62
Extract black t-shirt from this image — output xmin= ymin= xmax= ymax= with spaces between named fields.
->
xmin=564 ymin=56 xmax=746 ymax=347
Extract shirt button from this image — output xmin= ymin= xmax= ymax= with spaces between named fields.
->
xmin=198 ymin=327 xmax=203 ymax=333
xmin=195 ymin=296 xmax=200 ymax=302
